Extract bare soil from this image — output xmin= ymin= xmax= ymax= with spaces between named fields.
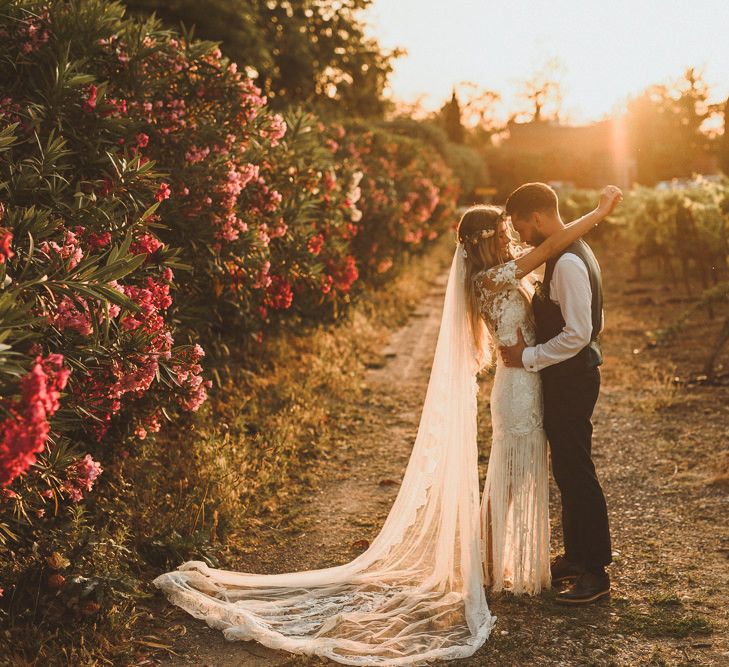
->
xmin=139 ymin=252 xmax=729 ymax=667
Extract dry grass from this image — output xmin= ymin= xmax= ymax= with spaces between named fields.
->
xmin=634 ymin=367 xmax=680 ymax=413
xmin=708 ymin=452 xmax=729 ymax=487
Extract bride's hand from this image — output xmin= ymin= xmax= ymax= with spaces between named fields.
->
xmin=597 ymin=185 xmax=623 ymax=217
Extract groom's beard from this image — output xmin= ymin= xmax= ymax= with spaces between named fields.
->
xmin=530 ymin=229 xmax=547 ymax=246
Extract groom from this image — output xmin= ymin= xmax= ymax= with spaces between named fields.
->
xmin=499 ymin=182 xmax=614 ymax=605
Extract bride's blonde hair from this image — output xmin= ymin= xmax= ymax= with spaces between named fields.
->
xmin=456 ymin=205 xmax=529 ymax=365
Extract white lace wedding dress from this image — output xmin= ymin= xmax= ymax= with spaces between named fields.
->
xmin=473 ymin=259 xmax=551 ymax=595
xmin=152 ymin=243 xmax=497 ymax=666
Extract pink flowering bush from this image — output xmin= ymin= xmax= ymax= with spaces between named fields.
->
xmin=0 ymin=0 xmax=459 ymax=513
xmin=0 ymin=3 xmax=213 ymax=505
xmin=0 ymin=1 xmax=463 ymax=653
xmin=0 ymin=2 xmax=217 ymax=645
xmin=333 ymin=122 xmax=460 ymax=282
xmin=83 ymin=18 xmax=457 ymax=345
xmin=109 ymin=32 xmax=369 ymax=346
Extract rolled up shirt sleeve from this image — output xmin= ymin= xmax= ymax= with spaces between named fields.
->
xmin=521 ymin=254 xmax=594 ymax=372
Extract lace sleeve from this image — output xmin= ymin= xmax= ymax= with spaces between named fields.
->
xmin=475 ymin=259 xmax=522 ymax=291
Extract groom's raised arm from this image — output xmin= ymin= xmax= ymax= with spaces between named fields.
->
xmin=521 ymin=255 xmax=594 ymax=372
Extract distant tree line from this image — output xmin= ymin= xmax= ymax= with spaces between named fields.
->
xmin=432 ymin=66 xmax=729 ymax=197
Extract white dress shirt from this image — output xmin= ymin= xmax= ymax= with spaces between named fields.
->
xmin=521 ymin=253 xmax=603 ymax=372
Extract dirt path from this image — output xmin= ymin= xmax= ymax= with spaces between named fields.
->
xmin=144 ymin=255 xmax=729 ymax=667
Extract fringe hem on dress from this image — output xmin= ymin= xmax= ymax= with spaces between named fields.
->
xmin=480 ymin=428 xmax=551 ymax=595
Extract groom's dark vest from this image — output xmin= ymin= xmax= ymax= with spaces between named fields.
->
xmin=532 ymin=239 xmax=603 ymax=379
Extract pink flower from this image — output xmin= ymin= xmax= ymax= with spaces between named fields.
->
xmin=87 ymin=231 xmax=112 ymax=250
xmin=136 ymin=132 xmax=149 ymax=148
xmin=102 ymin=97 xmax=127 ymax=117
xmin=257 ymin=223 xmax=271 ymax=246
xmin=137 ymin=411 xmax=163 ymax=438
xmin=0 ymin=354 xmax=70 ymax=487
xmin=265 ymin=190 xmax=282 ymax=212
xmin=109 ymin=357 xmax=159 ymax=400
xmin=185 ymin=145 xmax=210 ymax=165
xmin=64 ymin=485 xmax=83 ymax=503
xmin=271 ymin=221 xmax=288 ymax=238
xmin=264 ymin=275 xmax=294 ymax=310
xmin=320 ymin=274 xmax=334 ymax=295
xmin=131 ymin=233 xmax=163 ymax=256
xmin=63 ymin=454 xmax=102 ymax=502
xmin=0 ymin=227 xmax=13 ymax=263
xmin=82 ymin=85 xmax=98 ymax=113
xmin=329 ymin=256 xmax=359 ymax=293
xmin=155 ymin=182 xmax=171 ymax=202
xmin=253 ymin=260 xmax=272 ymax=289
xmin=323 ymin=171 xmax=337 ymax=191
xmin=39 ymin=229 xmax=84 ymax=269
xmin=263 ymin=114 xmax=287 ymax=146
xmin=49 ymin=295 xmax=93 ymax=335
xmin=171 ymin=345 xmax=210 ymax=412
xmin=307 ymin=233 xmax=324 ymax=256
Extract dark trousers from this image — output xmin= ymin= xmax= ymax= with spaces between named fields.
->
xmin=541 ymin=366 xmax=612 ymax=571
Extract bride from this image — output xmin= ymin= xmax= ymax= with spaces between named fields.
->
xmin=152 ymin=186 xmax=622 ymax=665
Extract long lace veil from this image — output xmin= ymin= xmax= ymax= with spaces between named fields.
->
xmin=152 ymin=239 xmax=497 ymax=665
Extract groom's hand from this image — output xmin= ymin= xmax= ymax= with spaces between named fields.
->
xmin=598 ymin=185 xmax=623 ymax=216
xmin=500 ymin=327 xmax=526 ymax=368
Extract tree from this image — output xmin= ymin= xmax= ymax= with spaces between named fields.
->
xmin=458 ymin=81 xmax=503 ymax=146
xmin=625 ymin=68 xmax=714 ymax=185
xmin=514 ymin=58 xmax=565 ymax=123
xmin=438 ymin=89 xmax=465 ymax=143
xmin=720 ymin=97 xmax=729 ymax=176
xmin=676 ymin=67 xmax=711 ymax=156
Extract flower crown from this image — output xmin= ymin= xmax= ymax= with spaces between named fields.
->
xmin=461 ymin=210 xmax=506 ymax=246
xmin=466 ymin=228 xmax=496 ymax=243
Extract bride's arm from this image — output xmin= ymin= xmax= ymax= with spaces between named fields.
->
xmin=513 ymin=185 xmax=622 ymax=278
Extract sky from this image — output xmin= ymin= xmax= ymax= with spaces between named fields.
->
xmin=363 ymin=0 xmax=729 ymax=124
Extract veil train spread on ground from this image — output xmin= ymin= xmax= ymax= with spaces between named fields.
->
xmin=152 ymin=240 xmax=497 ymax=665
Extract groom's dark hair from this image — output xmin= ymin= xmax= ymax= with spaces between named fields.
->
xmin=505 ymin=182 xmax=559 ymax=220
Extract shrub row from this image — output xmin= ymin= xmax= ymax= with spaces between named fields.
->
xmin=0 ymin=1 xmax=457 ymax=536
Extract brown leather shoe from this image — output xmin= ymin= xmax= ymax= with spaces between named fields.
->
xmin=550 ymin=554 xmax=585 ymax=584
xmin=555 ymin=571 xmax=610 ymax=604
